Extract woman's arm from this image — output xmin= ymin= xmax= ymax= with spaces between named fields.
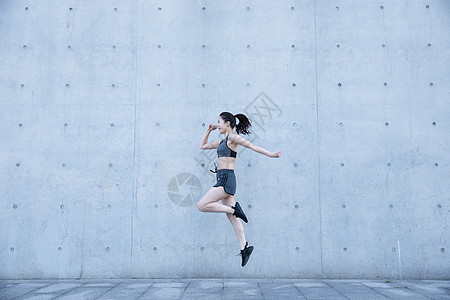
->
xmin=199 ymin=124 xmax=220 ymax=149
xmin=230 ymin=134 xmax=282 ymax=158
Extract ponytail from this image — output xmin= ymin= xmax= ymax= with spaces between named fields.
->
xmin=234 ymin=113 xmax=252 ymax=136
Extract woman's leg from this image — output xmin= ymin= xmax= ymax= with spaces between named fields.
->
xmin=197 ymin=186 xmax=234 ymax=213
xmin=222 ymin=195 xmax=247 ymax=250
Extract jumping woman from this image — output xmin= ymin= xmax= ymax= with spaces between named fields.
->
xmin=197 ymin=112 xmax=282 ymax=267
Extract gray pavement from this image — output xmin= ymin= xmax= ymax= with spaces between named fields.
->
xmin=0 ymin=279 xmax=449 ymax=300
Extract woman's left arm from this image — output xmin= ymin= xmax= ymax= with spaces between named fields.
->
xmin=230 ymin=134 xmax=281 ymax=158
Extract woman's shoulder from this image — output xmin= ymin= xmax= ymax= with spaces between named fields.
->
xmin=228 ymin=132 xmax=240 ymax=143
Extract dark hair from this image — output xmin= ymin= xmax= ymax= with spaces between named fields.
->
xmin=219 ymin=112 xmax=252 ymax=136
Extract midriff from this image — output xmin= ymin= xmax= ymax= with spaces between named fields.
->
xmin=217 ymin=157 xmax=236 ymax=170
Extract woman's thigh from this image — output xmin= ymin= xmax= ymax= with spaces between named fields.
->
xmin=198 ymin=186 xmax=229 ymax=207
xmin=221 ymin=194 xmax=236 ymax=208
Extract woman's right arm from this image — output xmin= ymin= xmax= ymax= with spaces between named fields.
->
xmin=231 ymin=134 xmax=281 ymax=158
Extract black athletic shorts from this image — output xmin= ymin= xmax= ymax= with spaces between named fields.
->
xmin=213 ymin=169 xmax=236 ymax=195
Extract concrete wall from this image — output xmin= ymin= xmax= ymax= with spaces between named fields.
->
xmin=0 ymin=0 xmax=449 ymax=279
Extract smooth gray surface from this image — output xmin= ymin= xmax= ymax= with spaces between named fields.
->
xmin=1 ymin=1 xmax=449 ymax=279
xmin=1 ymin=279 xmax=450 ymax=300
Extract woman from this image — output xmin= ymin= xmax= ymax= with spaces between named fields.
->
xmin=197 ymin=112 xmax=282 ymax=267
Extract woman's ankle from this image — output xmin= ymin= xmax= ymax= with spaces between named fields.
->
xmin=240 ymin=241 xmax=247 ymax=250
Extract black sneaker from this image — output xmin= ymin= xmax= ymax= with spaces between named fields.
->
xmin=232 ymin=202 xmax=248 ymax=223
xmin=239 ymin=242 xmax=254 ymax=267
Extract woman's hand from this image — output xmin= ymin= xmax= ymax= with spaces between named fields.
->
xmin=270 ymin=150 xmax=282 ymax=158
xmin=208 ymin=124 xmax=217 ymax=131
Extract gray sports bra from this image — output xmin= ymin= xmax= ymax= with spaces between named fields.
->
xmin=217 ymin=134 xmax=237 ymax=158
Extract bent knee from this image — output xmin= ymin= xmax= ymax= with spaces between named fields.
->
xmin=197 ymin=203 xmax=205 ymax=212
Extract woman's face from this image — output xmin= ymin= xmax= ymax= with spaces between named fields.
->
xmin=217 ymin=116 xmax=228 ymax=133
